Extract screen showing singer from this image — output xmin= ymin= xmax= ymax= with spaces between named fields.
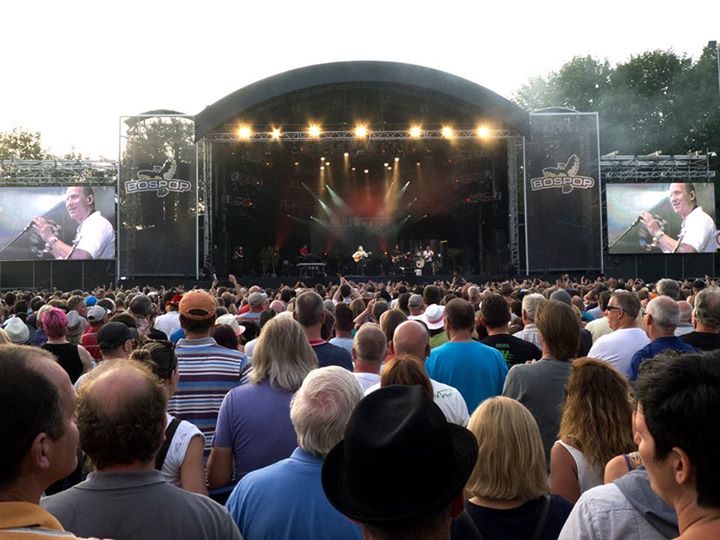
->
xmin=0 ymin=186 xmax=116 ymax=261
xmin=607 ymin=182 xmax=717 ymax=254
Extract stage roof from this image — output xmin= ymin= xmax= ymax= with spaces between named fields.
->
xmin=194 ymin=61 xmax=530 ymax=140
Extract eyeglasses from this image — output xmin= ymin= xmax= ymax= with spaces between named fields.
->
xmin=605 ymin=306 xmax=623 ymax=313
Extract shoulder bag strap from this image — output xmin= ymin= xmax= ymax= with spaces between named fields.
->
xmin=530 ymin=494 xmax=552 ymax=540
xmin=155 ymin=417 xmax=182 ymax=471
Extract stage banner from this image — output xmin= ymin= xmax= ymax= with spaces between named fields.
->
xmin=119 ymin=115 xmax=197 ymax=277
xmin=524 ymin=112 xmax=602 ymax=273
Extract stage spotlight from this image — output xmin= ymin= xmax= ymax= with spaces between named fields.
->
xmin=294 ymin=162 xmax=300 ymax=166
xmin=238 ymin=125 xmax=252 ymax=140
xmin=441 ymin=126 xmax=454 ymax=139
xmin=355 ymin=125 xmax=368 ymax=138
xmin=320 ymin=166 xmax=325 ymax=171
xmin=320 ymin=157 xmax=325 ymax=162
xmin=476 ymin=126 xmax=490 ymax=138
xmin=352 ymin=167 xmax=356 ymax=171
xmin=271 ymin=127 xmax=282 ymax=140
xmin=344 ymin=152 xmax=349 ymax=158
xmin=384 ymin=162 xmax=389 ymax=167
xmin=308 ymin=124 xmax=321 ymax=138
xmin=394 ymin=157 xmax=400 ymax=162
xmin=409 ymin=125 xmax=422 ymax=138
xmin=416 ymin=162 xmax=421 ymax=166
xmin=364 ymin=169 xmax=369 ymax=174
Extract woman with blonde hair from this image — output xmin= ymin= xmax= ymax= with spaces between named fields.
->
xmin=208 ymin=316 xmax=318 ymax=492
xmin=551 ymin=357 xmax=635 ymax=503
xmin=452 ymin=396 xmax=572 ymax=540
xmin=129 ymin=341 xmax=207 ymax=495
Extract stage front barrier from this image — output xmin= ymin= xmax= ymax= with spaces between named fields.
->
xmin=524 ymin=112 xmax=603 ymax=273
xmin=119 ymin=115 xmax=199 ymax=278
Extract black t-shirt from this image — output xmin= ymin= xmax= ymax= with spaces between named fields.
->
xmin=681 ymin=331 xmax=720 ymax=351
xmin=482 ymin=334 xmax=542 ymax=368
xmin=451 ymin=495 xmax=573 ymax=540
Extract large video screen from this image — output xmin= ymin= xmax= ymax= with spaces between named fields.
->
xmin=607 ymin=182 xmax=717 ymax=254
xmin=0 ymin=186 xmax=116 ymax=261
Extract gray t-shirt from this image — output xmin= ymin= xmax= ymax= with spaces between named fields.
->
xmin=41 ymin=470 xmax=242 ymax=540
xmin=502 ymin=358 xmax=572 ymax=463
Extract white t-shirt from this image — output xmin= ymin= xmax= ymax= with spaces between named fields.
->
xmin=587 ymin=327 xmax=650 ymax=380
xmin=154 ymin=311 xmax=181 ymax=338
xmin=365 ymin=378 xmax=469 ymax=426
xmin=354 ymin=372 xmax=381 ymax=392
xmin=160 ymin=413 xmax=205 ymax=488
xmin=677 ymin=206 xmax=716 ymax=253
xmin=72 ymin=211 xmax=115 ymax=259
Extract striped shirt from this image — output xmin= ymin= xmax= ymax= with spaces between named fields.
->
xmin=167 ymin=337 xmax=249 ymax=458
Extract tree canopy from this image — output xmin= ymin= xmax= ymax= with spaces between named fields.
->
xmin=515 ymin=45 xmax=720 ymax=155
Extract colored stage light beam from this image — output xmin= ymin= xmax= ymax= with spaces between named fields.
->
xmin=397 ymin=214 xmax=412 ymax=227
xmin=310 ymin=215 xmax=331 ymax=229
xmin=325 ymin=185 xmax=350 ymax=212
xmin=318 ymin=199 xmax=337 ymax=218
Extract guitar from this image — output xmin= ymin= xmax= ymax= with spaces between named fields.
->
xmin=353 ymin=251 xmax=371 ymax=263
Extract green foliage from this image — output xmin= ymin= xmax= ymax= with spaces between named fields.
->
xmin=514 ymin=46 xmax=720 ymax=155
xmin=0 ymin=128 xmax=48 ymax=160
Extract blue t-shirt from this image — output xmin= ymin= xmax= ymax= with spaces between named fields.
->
xmin=226 ymin=448 xmax=362 ymax=540
xmin=312 ymin=341 xmax=353 ymax=371
xmin=426 ymin=340 xmax=508 ymax=413
xmin=629 ymin=336 xmax=697 ymax=382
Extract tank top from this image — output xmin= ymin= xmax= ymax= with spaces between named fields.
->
xmin=555 ymin=440 xmax=604 ymax=495
xmin=42 ymin=342 xmax=83 ymax=383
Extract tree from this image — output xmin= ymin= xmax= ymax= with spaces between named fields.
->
xmin=0 ymin=128 xmax=48 ymax=160
xmin=514 ymin=46 xmax=720 ymax=156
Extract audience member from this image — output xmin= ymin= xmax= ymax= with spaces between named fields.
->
xmin=41 ymin=360 xmax=241 ymax=539
xmin=322 ymin=385 xmax=478 ymax=540
xmin=480 ymin=293 xmax=542 ymax=367
xmin=682 ymin=286 xmax=720 ymax=350
xmin=514 ymin=293 xmax=546 ymax=348
xmin=352 ymin=323 xmax=386 ymax=391
xmin=41 ymin=308 xmax=94 ymax=384
xmin=226 ymin=367 xmax=364 ymax=540
xmin=295 ymin=291 xmax=352 ymax=370
xmin=453 ymin=397 xmax=573 ymax=539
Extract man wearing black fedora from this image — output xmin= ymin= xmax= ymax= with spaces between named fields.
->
xmin=322 ymin=385 xmax=478 ymax=540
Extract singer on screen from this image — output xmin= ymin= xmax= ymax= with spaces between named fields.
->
xmin=639 ymin=182 xmax=716 ymax=253
xmin=32 ymin=186 xmax=115 ymax=260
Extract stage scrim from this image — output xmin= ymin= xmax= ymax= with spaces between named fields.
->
xmin=525 ymin=111 xmax=602 ymax=273
xmin=119 ymin=114 xmax=198 ymax=277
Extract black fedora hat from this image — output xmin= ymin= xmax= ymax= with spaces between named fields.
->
xmin=321 ymin=385 xmax=478 ymax=524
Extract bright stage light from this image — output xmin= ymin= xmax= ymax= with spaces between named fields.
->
xmin=308 ymin=124 xmax=321 ymax=138
xmin=320 ymin=166 xmax=325 ymax=171
xmin=364 ymin=169 xmax=369 ymax=174
xmin=294 ymin=162 xmax=300 ymax=166
xmin=355 ymin=125 xmax=368 ymax=138
xmin=409 ymin=125 xmax=422 ymax=138
xmin=351 ymin=167 xmax=356 ymax=171
xmin=344 ymin=152 xmax=349 ymax=158
xmin=394 ymin=157 xmax=400 ymax=162
xmin=238 ymin=125 xmax=252 ymax=140
xmin=476 ymin=126 xmax=490 ymax=138
xmin=441 ymin=126 xmax=454 ymax=139
xmin=271 ymin=127 xmax=282 ymax=140
xmin=384 ymin=163 xmax=389 ymax=167
xmin=320 ymin=157 xmax=325 ymax=161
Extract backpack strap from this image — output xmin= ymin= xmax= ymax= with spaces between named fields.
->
xmin=456 ymin=509 xmax=485 ymax=540
xmin=530 ymin=494 xmax=552 ymax=540
xmin=155 ymin=417 xmax=181 ymax=471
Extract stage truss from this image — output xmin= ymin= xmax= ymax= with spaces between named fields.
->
xmin=0 ymin=159 xmax=117 ymax=186
xmin=202 ymin=128 xmax=517 ymax=143
xmin=600 ymin=154 xmax=716 ymax=181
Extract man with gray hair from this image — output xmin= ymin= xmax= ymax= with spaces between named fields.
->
xmin=656 ymin=278 xmax=680 ymax=300
xmin=295 ymin=291 xmax=352 ymax=370
xmin=226 ymin=366 xmax=363 ymax=540
xmin=514 ymin=293 xmax=546 ymax=348
xmin=674 ymin=300 xmax=693 ymax=336
xmin=588 ymin=291 xmax=649 ymax=380
xmin=682 ymin=286 xmax=720 ymax=351
xmin=352 ymin=323 xmax=386 ymax=391
xmin=629 ymin=295 xmax=696 ymax=382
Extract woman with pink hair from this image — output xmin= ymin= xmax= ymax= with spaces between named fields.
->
xmin=41 ymin=308 xmax=94 ymax=383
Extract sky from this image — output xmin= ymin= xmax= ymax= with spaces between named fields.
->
xmin=3 ymin=0 xmax=720 ymax=159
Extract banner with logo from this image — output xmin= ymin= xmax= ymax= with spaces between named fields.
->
xmin=119 ymin=115 xmax=197 ymax=276
xmin=525 ymin=112 xmax=602 ymax=273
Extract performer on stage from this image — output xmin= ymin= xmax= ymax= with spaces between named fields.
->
xmin=232 ymin=244 xmax=245 ymax=276
xmin=640 ymin=182 xmax=717 ymax=253
xmin=32 ymin=186 xmax=115 ymax=260
xmin=352 ymin=245 xmax=370 ymax=274
xmin=299 ymin=244 xmax=310 ymax=258
xmin=422 ymin=245 xmax=435 ymax=275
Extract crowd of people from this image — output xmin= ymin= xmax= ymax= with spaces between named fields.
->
xmin=1 ymin=272 xmax=719 ymax=539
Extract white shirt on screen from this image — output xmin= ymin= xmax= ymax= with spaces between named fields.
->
xmin=72 ymin=211 xmax=115 ymax=259
xmin=678 ymin=206 xmax=716 ymax=253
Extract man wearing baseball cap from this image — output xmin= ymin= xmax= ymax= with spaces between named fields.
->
xmin=322 ymin=385 xmax=478 ymax=540
xmin=154 ymin=292 xmax=183 ymax=338
xmin=168 ymin=290 xmax=249 ymax=462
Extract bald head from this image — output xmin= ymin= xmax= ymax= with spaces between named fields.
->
xmin=78 ymin=361 xmax=166 ymax=470
xmin=391 ymin=320 xmax=430 ymax=360
xmin=677 ymin=300 xmax=692 ymax=325
xmin=353 ymin=323 xmax=387 ymax=364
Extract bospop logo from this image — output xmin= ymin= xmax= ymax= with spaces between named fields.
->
xmin=125 ymin=159 xmax=192 ymax=198
xmin=530 ymin=154 xmax=595 ymax=194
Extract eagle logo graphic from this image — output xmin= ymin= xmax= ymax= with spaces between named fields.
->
xmin=531 ymin=154 xmax=594 ymax=194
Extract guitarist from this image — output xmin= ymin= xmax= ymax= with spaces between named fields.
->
xmin=352 ymin=245 xmax=370 ymax=274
